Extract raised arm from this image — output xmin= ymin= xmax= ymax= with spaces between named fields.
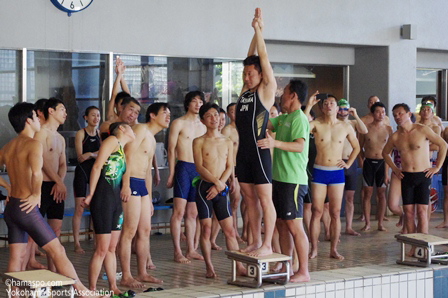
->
xmin=304 ymin=91 xmax=320 ymax=119
xmin=120 ymin=70 xmax=130 ymax=95
xmin=253 ymin=8 xmax=276 ymax=109
xmin=107 ymin=58 xmax=126 ymax=121
xmin=349 ymin=108 xmax=368 ymax=134
xmin=166 ymin=120 xmax=181 ymax=188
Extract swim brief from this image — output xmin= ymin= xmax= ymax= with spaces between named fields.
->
xmin=130 ymin=177 xmax=149 ymax=197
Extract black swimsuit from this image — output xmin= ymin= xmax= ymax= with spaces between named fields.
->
xmin=235 ymin=89 xmax=272 ymax=184
xmin=90 ymin=144 xmax=126 ymax=234
xmin=73 ymin=129 xmax=101 ymax=197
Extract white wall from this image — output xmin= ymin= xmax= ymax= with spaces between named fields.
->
xmin=1 ymin=0 xmax=448 ymax=115
xmin=2 ymin=1 xmax=448 ymax=56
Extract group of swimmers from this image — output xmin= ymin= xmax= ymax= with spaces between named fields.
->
xmin=2 ymin=7 xmax=448 ymax=297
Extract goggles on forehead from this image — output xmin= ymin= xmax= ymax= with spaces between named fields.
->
xmin=421 ymin=101 xmax=435 ymax=113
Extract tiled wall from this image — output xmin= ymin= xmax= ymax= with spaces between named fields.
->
xmin=141 ymin=265 xmax=447 ymax=298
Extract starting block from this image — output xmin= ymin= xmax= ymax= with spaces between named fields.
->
xmin=395 ymin=233 xmax=448 ymax=267
xmin=225 ymin=250 xmax=291 ymax=288
xmin=3 ymin=269 xmax=76 ymax=298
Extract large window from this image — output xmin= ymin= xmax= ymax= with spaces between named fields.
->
xmin=0 ymin=49 xmax=346 ymax=151
xmin=27 ymin=51 xmax=107 ymax=131
xmin=0 ymin=50 xmax=20 ymax=147
xmin=416 ymin=68 xmax=445 ymax=119
xmin=114 ymin=55 xmax=244 ymax=143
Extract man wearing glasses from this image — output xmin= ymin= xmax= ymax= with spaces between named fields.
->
xmin=336 ymin=99 xmax=367 ymax=236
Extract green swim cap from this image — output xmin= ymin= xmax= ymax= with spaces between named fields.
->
xmin=337 ymin=99 xmax=350 ymax=108
xmin=421 ymin=101 xmax=435 ymax=113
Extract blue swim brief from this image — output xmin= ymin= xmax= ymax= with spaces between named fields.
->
xmin=130 ymin=177 xmax=149 ymax=197
xmin=311 ymin=165 xmax=345 ymax=186
xmin=174 ymin=161 xmax=198 ymax=203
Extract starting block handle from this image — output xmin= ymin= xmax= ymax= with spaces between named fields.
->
xmin=256 ymin=264 xmax=262 ymax=288
xmin=231 ymin=259 xmax=236 ymax=282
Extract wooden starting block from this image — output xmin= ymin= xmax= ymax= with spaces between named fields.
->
xmin=3 ymin=269 xmax=76 ymax=298
xmin=225 ymin=250 xmax=291 ymax=288
xmin=395 ymin=233 xmax=448 ymax=267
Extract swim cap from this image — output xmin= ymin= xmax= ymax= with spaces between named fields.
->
xmin=421 ymin=101 xmax=435 ymax=113
xmin=337 ymin=99 xmax=350 ymax=108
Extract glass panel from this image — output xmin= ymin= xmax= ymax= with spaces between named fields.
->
xmin=26 ymin=51 xmax=107 ymax=130
xmin=416 ymin=68 xmax=440 ymax=114
xmin=272 ymin=64 xmax=343 ymax=116
xmin=113 ymin=55 xmax=242 ymax=143
xmin=0 ymin=49 xmax=20 ymax=147
xmin=26 ymin=51 xmax=107 ymax=167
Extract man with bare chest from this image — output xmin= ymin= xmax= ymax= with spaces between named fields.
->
xmin=418 ymin=102 xmax=442 ymax=151
xmin=235 ymin=8 xmax=277 ymax=257
xmin=336 ymin=99 xmax=367 ymax=236
xmin=383 ymin=103 xmax=447 ymax=255
xmin=34 ymin=98 xmax=67 ymax=272
xmin=119 ymin=103 xmax=169 ymax=287
xmin=100 ymin=97 xmax=141 ymax=140
xmin=417 ymin=102 xmax=442 ymax=221
xmin=1 ymin=103 xmax=92 ymax=295
xmin=193 ymin=102 xmax=245 ymax=278
xmin=359 ymin=102 xmax=392 ymax=232
xmin=415 ymin=96 xmax=443 ymax=133
xmin=308 ymin=95 xmax=360 ymax=260
xmin=361 ymin=96 xmax=391 ymax=126
xmin=167 ymin=91 xmax=206 ymax=263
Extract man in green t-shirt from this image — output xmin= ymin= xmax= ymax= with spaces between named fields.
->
xmin=257 ymin=79 xmax=310 ymax=283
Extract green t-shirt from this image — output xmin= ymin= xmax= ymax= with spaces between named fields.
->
xmin=270 ymin=109 xmax=309 ymax=184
